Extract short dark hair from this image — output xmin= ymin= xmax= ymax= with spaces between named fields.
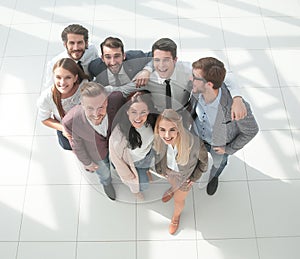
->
xmin=100 ymin=37 xmax=124 ymax=55
xmin=192 ymin=57 xmax=226 ymax=89
xmin=61 ymin=24 xmax=89 ymax=44
xmin=152 ymin=38 xmax=177 ymax=59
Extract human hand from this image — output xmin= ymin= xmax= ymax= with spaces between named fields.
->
xmin=84 ymin=162 xmax=99 ymax=173
xmin=213 ymin=146 xmax=226 ymax=155
xmin=231 ymin=96 xmax=247 ymax=121
xmin=134 ymin=69 xmax=150 ymax=88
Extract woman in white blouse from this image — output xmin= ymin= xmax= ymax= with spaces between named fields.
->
xmin=109 ymin=91 xmax=157 ymax=201
xmin=154 ymin=109 xmax=208 ymax=235
xmin=37 ymin=58 xmax=89 ymax=149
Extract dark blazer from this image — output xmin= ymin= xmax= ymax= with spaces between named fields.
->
xmin=62 ymin=92 xmax=125 ymax=166
xmin=88 ymin=50 xmax=152 ymax=86
xmin=189 ymin=84 xmax=259 ymax=155
xmin=155 ymin=134 xmax=208 ymax=183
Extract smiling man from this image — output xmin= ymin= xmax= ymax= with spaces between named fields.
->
xmin=62 ymin=82 xmax=125 ymax=200
xmin=44 ymin=24 xmax=98 ymax=89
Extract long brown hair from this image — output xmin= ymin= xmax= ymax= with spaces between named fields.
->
xmin=52 ymin=58 xmax=89 ymax=118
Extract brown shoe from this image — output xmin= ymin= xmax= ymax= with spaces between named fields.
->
xmin=169 ymin=216 xmax=180 ymax=235
xmin=162 ymin=188 xmax=173 ymax=203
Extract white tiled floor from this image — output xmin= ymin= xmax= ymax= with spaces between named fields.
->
xmin=0 ymin=0 xmax=300 ymax=258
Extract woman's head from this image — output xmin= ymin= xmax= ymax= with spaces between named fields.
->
xmin=53 ymin=58 xmax=88 ymax=94
xmin=126 ymin=91 xmax=155 ymax=129
xmin=52 ymin=58 xmax=89 ymax=118
xmin=154 ymin=109 xmax=191 ymax=165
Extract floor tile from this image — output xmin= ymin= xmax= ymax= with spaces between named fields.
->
xmin=218 ymin=0 xmax=261 ymax=17
xmin=5 ymin=23 xmax=51 ymax=57
xmin=259 ymin=0 xmax=300 ymax=17
xmin=0 ymin=56 xmax=45 ymax=94
xmin=197 ymin=238 xmax=259 ymax=259
xmin=20 ymin=185 xmax=80 ymax=241
xmin=78 ymin=185 xmax=136 ymax=241
xmin=240 ymin=87 xmax=289 ymax=130
xmin=53 ymin=0 xmax=95 ymax=23
xmin=257 ymin=237 xmax=300 ymax=259
xmin=271 ymin=49 xmax=300 ymax=87
xmin=136 ymin=0 xmax=178 ymax=19
xmin=28 ymin=136 xmax=82 ymax=185
xmin=0 ymin=25 xmax=10 ymax=56
xmin=137 ymin=240 xmax=198 ymax=259
xmin=137 ymin=184 xmax=196 ymax=240
xmin=135 ymin=18 xmax=180 ymax=50
xmin=77 ymin=241 xmax=136 ymax=259
xmin=194 ymin=182 xmax=255 ymax=239
xmin=11 ymin=0 xmax=55 ymax=24
xmin=249 ymin=180 xmax=300 ymax=237
xmin=227 ymin=49 xmax=279 ymax=88
xmin=0 ymin=1 xmax=16 ymax=24
xmin=95 ymin=0 xmax=135 ymax=21
xmin=291 ymin=130 xmax=300 ymax=171
xmin=281 ymin=87 xmax=300 ymax=129
xmin=221 ymin=17 xmax=269 ymax=49
xmin=243 ymin=131 xmax=300 ymax=180
xmin=0 ymin=186 xmax=26 ymax=241
xmin=177 ymin=0 xmax=220 ymax=18
xmin=0 ymin=136 xmax=32 ymax=185
xmin=92 ymin=20 xmax=136 ymax=50
xmin=17 ymin=242 xmax=76 ymax=259
xmin=0 ymin=94 xmax=38 ymax=136
xmin=179 ymin=18 xmax=226 ymax=50
xmin=263 ymin=17 xmax=300 ymax=49
xmin=0 ymin=242 xmax=18 ymax=259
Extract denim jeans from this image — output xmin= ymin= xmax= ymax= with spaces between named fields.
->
xmin=133 ymin=149 xmax=154 ymax=192
xmin=57 ymin=130 xmax=72 ymax=150
xmin=95 ymin=155 xmax=112 ymax=186
xmin=204 ymin=142 xmax=229 ymax=180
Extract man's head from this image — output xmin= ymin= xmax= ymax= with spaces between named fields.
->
xmin=80 ymin=82 xmax=108 ymax=126
xmin=192 ymin=57 xmax=226 ymax=94
xmin=61 ymin=24 xmax=89 ymax=61
xmin=151 ymin=38 xmax=177 ymax=79
xmin=100 ymin=37 xmax=126 ymax=74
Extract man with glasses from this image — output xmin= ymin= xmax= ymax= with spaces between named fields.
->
xmin=142 ymin=38 xmax=246 ymax=116
xmin=190 ymin=57 xmax=258 ymax=195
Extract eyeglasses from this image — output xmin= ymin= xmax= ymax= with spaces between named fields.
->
xmin=192 ymin=74 xmax=207 ymax=83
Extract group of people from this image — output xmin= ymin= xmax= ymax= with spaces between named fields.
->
xmin=37 ymin=24 xmax=259 ymax=235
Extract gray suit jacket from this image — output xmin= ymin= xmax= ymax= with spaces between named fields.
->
xmin=190 ymin=84 xmax=259 ymax=155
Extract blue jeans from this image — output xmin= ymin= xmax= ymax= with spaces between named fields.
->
xmin=133 ymin=149 xmax=154 ymax=192
xmin=57 ymin=130 xmax=72 ymax=150
xmin=95 ymin=155 xmax=112 ymax=186
xmin=204 ymin=142 xmax=229 ymax=180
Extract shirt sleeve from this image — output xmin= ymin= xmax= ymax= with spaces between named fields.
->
xmin=224 ymin=71 xmax=241 ymax=98
xmin=36 ymin=89 xmax=54 ymax=121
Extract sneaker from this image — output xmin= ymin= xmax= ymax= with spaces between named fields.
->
xmin=103 ymin=183 xmax=116 ymax=200
xmin=206 ymin=177 xmax=218 ymax=195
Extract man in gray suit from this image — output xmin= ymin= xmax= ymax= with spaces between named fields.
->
xmin=190 ymin=57 xmax=259 ymax=195
xmin=88 ymin=36 xmax=152 ymax=88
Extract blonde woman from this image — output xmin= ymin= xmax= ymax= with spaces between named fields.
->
xmin=37 ymin=58 xmax=89 ymax=149
xmin=154 ymin=109 xmax=208 ymax=234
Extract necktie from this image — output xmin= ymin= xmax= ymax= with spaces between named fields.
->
xmin=77 ymin=61 xmax=84 ymax=72
xmin=114 ymin=73 xmax=121 ymax=86
xmin=165 ymin=79 xmax=172 ymax=108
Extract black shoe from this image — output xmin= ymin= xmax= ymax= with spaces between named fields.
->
xmin=103 ymin=183 xmax=116 ymax=200
xmin=207 ymin=177 xmax=218 ymax=195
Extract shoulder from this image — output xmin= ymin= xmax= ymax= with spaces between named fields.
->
xmin=37 ymin=87 xmax=53 ymax=106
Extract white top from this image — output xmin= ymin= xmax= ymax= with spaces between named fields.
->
xmin=128 ymin=124 xmax=154 ymax=162
xmin=43 ymin=44 xmax=98 ymax=89
xmin=87 ymin=114 xmax=108 ymax=138
xmin=167 ymin=144 xmax=179 ymax=172
xmin=37 ymin=79 xmax=88 ymax=122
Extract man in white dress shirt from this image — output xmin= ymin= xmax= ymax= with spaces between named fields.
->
xmin=43 ymin=24 xmax=98 ymax=89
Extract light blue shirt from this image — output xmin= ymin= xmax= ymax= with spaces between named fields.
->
xmin=193 ymin=89 xmax=222 ymax=144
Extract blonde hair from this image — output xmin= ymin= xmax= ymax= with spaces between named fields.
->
xmin=154 ymin=109 xmax=193 ymax=165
